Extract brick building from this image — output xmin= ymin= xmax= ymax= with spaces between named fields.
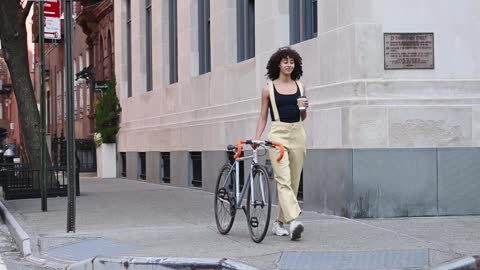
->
xmin=32 ymin=0 xmax=114 ymax=140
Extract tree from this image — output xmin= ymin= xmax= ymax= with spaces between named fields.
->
xmin=0 ymin=1 xmax=46 ymax=168
xmin=95 ymin=77 xmax=121 ymax=144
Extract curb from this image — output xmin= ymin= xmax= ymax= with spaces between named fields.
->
xmin=0 ymin=200 xmax=67 ymax=269
xmin=0 ymin=200 xmax=257 ymax=270
xmin=67 ymin=257 xmax=257 ymax=270
xmin=432 ymin=255 xmax=480 ymax=270
xmin=0 ymin=200 xmax=31 ymax=257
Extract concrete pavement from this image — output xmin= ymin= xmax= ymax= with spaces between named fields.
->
xmin=1 ymin=177 xmax=480 ymax=269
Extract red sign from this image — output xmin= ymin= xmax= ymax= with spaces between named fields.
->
xmin=44 ymin=0 xmax=61 ymax=18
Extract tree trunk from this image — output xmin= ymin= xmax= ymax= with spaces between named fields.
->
xmin=0 ymin=1 xmax=51 ymax=183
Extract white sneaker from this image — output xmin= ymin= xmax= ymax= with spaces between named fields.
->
xmin=272 ymin=221 xmax=289 ymax=236
xmin=289 ymin=220 xmax=304 ymax=240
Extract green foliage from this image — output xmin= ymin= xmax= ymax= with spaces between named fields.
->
xmin=95 ymin=78 xmax=121 ymax=144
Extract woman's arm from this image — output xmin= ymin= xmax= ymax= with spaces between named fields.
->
xmin=301 ymin=85 xmax=308 ymax=121
xmin=254 ymin=86 xmax=270 ymax=140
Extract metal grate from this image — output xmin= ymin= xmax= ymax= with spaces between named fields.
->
xmin=46 ymin=239 xmax=139 ymax=262
xmin=278 ymin=249 xmax=429 ymax=270
xmin=120 ymin=152 xmax=126 ymax=177
xmin=227 ymin=151 xmax=244 ymax=190
xmin=190 ymin=152 xmax=202 ymax=187
xmin=161 ymin=152 xmax=170 ymax=183
xmin=297 ymin=170 xmax=304 ymax=201
xmin=138 ymin=152 xmax=146 ymax=180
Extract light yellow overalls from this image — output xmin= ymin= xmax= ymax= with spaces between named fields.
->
xmin=267 ymin=80 xmax=306 ymax=224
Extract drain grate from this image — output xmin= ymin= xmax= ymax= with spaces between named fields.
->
xmin=278 ymin=249 xmax=429 ymax=270
xmin=46 ymin=239 xmax=140 ymax=261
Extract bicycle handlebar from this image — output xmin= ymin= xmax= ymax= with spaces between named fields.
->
xmin=232 ymin=140 xmax=284 ymax=162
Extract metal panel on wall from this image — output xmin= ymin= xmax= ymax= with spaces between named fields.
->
xmin=352 ymin=149 xmax=438 ymax=218
xmin=437 ymin=148 xmax=480 ymax=215
xmin=303 ymin=149 xmax=353 ymax=216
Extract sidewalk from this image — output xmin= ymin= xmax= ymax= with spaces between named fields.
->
xmin=1 ymin=177 xmax=480 ymax=269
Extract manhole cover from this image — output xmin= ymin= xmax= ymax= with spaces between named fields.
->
xmin=278 ymin=249 xmax=428 ymax=270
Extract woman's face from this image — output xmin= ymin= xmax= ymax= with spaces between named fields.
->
xmin=279 ymin=56 xmax=295 ymax=76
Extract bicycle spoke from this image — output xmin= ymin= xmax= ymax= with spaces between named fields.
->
xmin=246 ymin=166 xmax=271 ymax=243
xmin=214 ymin=165 xmax=236 ymax=234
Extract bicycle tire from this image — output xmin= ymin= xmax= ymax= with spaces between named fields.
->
xmin=214 ymin=164 xmax=236 ymax=234
xmin=246 ymin=165 xmax=271 ymax=243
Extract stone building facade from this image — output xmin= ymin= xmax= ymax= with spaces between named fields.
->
xmin=114 ymin=0 xmax=480 ymax=217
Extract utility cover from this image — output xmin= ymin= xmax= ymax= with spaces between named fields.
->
xmin=278 ymin=249 xmax=429 ymax=270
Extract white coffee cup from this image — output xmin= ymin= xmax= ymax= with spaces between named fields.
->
xmin=297 ymin=96 xmax=307 ymax=111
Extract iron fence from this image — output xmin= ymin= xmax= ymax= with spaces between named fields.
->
xmin=0 ymin=163 xmax=80 ymax=200
xmin=51 ymin=134 xmax=96 ymax=172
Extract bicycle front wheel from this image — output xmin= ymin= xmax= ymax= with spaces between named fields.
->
xmin=246 ymin=165 xmax=271 ymax=243
xmin=214 ymin=164 xmax=236 ymax=234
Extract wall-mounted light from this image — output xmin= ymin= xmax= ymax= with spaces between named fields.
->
xmin=75 ymin=65 xmax=94 ymax=82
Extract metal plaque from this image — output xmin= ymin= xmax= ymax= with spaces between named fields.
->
xmin=384 ymin=33 xmax=434 ymax=70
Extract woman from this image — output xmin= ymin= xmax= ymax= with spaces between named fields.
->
xmin=254 ymin=47 xmax=308 ymax=241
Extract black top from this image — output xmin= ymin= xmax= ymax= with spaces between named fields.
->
xmin=269 ymin=82 xmax=301 ymax=123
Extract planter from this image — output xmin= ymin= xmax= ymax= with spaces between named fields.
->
xmin=96 ymin=143 xmax=117 ymax=178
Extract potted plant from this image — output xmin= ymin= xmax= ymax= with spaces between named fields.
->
xmin=95 ymin=77 xmax=121 ymax=178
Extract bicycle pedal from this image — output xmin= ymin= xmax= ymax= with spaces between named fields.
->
xmin=229 ymin=197 xmax=236 ymax=211
xmin=218 ymin=188 xmax=228 ymax=200
xmin=250 ymin=217 xmax=259 ymax=228
xmin=253 ymin=200 xmax=265 ymax=208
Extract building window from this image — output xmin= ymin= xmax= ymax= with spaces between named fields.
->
xmin=121 ymin=152 xmax=127 ymax=177
xmin=126 ymin=0 xmax=132 ymax=97
xmin=73 ymin=58 xmax=78 ymax=114
xmin=78 ymin=54 xmax=83 ymax=113
xmin=145 ymin=0 xmax=153 ymax=91
xmin=236 ymin=0 xmax=255 ymax=62
xmin=297 ymin=170 xmax=304 ymax=201
xmin=138 ymin=152 xmax=146 ymax=180
xmin=47 ymin=91 xmax=51 ymax=131
xmin=107 ymin=31 xmax=113 ymax=79
xmin=198 ymin=0 xmax=211 ymax=75
xmin=290 ymin=0 xmax=317 ymax=44
xmin=169 ymin=0 xmax=178 ymax=84
xmin=190 ymin=152 xmax=202 ymax=187
xmin=161 ymin=152 xmax=170 ymax=183
xmin=99 ymin=36 xmax=104 ymax=81
xmin=56 ymin=71 xmax=62 ymax=121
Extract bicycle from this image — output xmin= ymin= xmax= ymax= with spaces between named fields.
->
xmin=214 ymin=139 xmax=284 ymax=243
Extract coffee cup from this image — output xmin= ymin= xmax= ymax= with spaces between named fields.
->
xmin=297 ymin=96 xmax=307 ymax=111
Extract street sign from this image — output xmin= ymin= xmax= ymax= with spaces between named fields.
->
xmin=94 ymin=81 xmax=109 ymax=92
xmin=44 ymin=0 xmax=60 ymax=18
xmin=45 ymin=17 xmax=61 ymax=40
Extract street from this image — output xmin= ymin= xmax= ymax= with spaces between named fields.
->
xmin=0 ymin=221 xmax=43 ymax=270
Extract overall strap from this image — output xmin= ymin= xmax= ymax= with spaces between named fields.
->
xmin=296 ymin=80 xmax=305 ymax=96
xmin=268 ymin=81 xmax=280 ymax=122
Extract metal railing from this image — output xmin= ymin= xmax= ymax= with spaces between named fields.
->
xmin=0 ymin=163 xmax=80 ymax=200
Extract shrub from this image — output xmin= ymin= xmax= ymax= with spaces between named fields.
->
xmin=95 ymin=77 xmax=121 ymax=144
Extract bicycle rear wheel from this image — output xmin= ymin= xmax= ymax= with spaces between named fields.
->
xmin=214 ymin=164 xmax=236 ymax=234
xmin=246 ymin=165 xmax=271 ymax=243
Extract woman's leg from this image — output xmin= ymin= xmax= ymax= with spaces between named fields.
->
xmin=269 ymin=146 xmax=301 ymax=224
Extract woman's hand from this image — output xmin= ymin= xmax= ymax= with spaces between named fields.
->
xmin=303 ymin=98 xmax=309 ymax=110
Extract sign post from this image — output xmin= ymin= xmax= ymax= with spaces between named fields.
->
xmin=64 ymin=0 xmax=76 ymax=233
xmin=39 ymin=0 xmax=47 ymax=212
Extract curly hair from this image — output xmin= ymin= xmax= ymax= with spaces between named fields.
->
xmin=265 ymin=47 xmax=303 ymax=81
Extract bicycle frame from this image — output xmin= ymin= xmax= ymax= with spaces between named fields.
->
xmin=223 ymin=147 xmax=266 ymax=209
